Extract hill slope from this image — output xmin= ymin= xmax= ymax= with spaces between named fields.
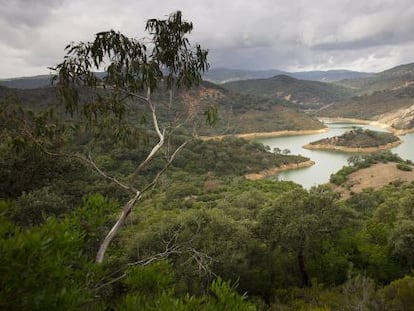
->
xmin=336 ymin=63 xmax=414 ymax=95
xmin=0 ymin=69 xmax=372 ymax=88
xmin=0 ymin=81 xmax=324 ymax=136
xmin=0 ymin=75 xmax=53 ymax=89
xmin=222 ymin=75 xmax=353 ymax=106
xmin=318 ymin=64 xmax=414 ymax=131
xmin=178 ymin=81 xmax=324 ymax=136
xmin=290 ymin=69 xmax=371 ymax=82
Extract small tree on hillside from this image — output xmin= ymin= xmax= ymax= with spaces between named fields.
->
xmin=2 ymin=11 xmax=216 ymax=263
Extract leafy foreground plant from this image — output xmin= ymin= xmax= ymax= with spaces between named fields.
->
xmin=0 ymin=196 xmax=255 ymax=310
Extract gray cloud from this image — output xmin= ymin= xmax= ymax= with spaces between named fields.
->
xmin=1 ymin=0 xmax=414 ymax=78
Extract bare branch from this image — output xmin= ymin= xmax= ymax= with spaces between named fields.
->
xmin=87 ymin=153 xmax=135 ymax=193
xmin=20 ymin=122 xmax=137 ymax=195
xmin=141 ymin=140 xmax=187 ymax=192
xmin=188 ymin=247 xmax=214 ymax=277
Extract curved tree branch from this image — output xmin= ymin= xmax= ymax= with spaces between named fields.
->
xmin=96 ymin=140 xmax=187 ymax=263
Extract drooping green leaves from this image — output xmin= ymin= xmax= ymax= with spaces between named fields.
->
xmin=51 ymin=11 xmax=209 ymax=124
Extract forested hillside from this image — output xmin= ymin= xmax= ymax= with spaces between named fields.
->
xmin=180 ymin=81 xmax=324 ymax=135
xmin=2 ymin=134 xmax=414 ymax=309
xmin=215 ymin=62 xmax=414 ymax=132
xmin=222 ymin=74 xmax=353 ymax=106
xmin=317 ymin=85 xmax=414 ymax=131
xmin=0 ymin=80 xmax=325 ymax=137
xmin=336 ymin=62 xmax=414 ymax=95
xmin=314 ymin=63 xmax=414 ymax=132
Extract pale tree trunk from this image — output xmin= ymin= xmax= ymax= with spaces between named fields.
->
xmin=94 ymin=138 xmax=187 ymax=263
xmin=94 ymin=87 xmax=191 ymax=263
xmin=96 ymin=192 xmax=141 ymax=263
xmin=25 ymin=83 xmax=188 ymax=264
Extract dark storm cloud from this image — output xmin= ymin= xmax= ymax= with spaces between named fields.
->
xmin=1 ymin=0 xmax=414 ymax=78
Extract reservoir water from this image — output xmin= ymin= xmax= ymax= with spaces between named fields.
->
xmin=257 ymin=122 xmax=414 ymax=188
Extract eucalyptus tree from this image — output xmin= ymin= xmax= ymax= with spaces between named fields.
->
xmin=2 ymin=11 xmax=215 ymax=263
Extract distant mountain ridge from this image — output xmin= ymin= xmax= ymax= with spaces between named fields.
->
xmin=0 ymin=68 xmax=372 ymax=89
xmin=0 ymin=75 xmax=53 ymax=89
xmin=204 ymin=68 xmax=372 ymax=84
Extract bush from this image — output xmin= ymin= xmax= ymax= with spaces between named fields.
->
xmin=0 ymin=206 xmax=97 ymax=310
xmin=396 ymin=163 xmax=413 ymax=171
xmin=377 ymin=276 xmax=414 ymax=310
xmin=13 ymin=187 xmax=69 ymax=226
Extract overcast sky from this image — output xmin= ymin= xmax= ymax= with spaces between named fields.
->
xmin=1 ymin=0 xmax=414 ymax=79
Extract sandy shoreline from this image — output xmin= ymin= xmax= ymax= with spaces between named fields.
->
xmin=245 ymin=160 xmax=315 ymax=180
xmin=200 ymin=128 xmax=328 ymax=140
xmin=303 ymin=140 xmax=402 ymax=153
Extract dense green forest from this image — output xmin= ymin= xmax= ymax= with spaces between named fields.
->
xmin=2 ymin=135 xmax=414 ymax=309
xmin=2 ymin=11 xmax=414 ymax=311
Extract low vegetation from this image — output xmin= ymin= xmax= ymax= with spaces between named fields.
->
xmin=396 ymin=162 xmax=413 ymax=171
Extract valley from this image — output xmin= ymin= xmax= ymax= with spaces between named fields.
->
xmin=2 ymin=57 xmax=414 ymax=310
xmin=3 ymin=5 xmax=414 ymax=310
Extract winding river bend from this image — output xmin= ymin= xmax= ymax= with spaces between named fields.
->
xmin=257 ymin=122 xmax=414 ymax=188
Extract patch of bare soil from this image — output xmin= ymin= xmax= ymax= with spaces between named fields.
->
xmin=330 ymin=162 xmax=414 ymax=199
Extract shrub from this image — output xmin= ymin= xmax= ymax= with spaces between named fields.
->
xmin=396 ymin=163 xmax=413 ymax=171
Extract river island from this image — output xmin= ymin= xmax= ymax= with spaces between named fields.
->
xmin=303 ymin=128 xmax=402 ymax=153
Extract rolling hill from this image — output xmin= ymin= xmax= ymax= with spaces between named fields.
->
xmin=222 ymin=75 xmax=354 ymax=107
xmin=0 ymin=68 xmax=371 ymax=88
xmin=0 ymin=81 xmax=325 ymax=137
xmin=317 ymin=63 xmax=414 ymax=131
xmin=0 ymin=75 xmax=53 ymax=89
xmin=176 ymin=81 xmax=325 ymax=136
xmin=203 ymin=68 xmax=287 ymax=84
xmin=336 ymin=63 xmax=414 ymax=95
xmin=3 ymin=62 xmax=414 ymax=133
xmin=203 ymin=68 xmax=371 ymax=84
